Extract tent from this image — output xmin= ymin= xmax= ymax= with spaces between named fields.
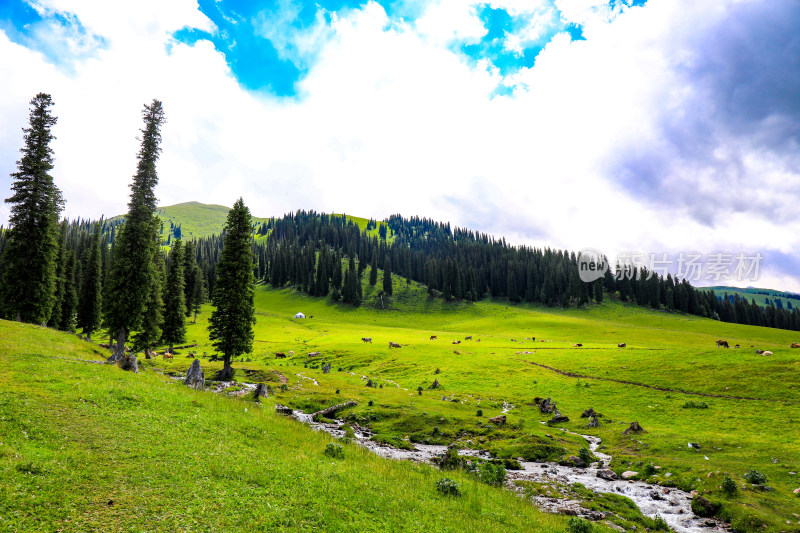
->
xmin=294 ymin=312 xmax=306 ymax=319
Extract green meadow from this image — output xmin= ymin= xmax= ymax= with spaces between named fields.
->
xmin=2 ymin=276 xmax=800 ymax=531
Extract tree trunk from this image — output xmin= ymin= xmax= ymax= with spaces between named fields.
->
xmin=215 ymin=355 xmax=234 ymax=381
xmin=112 ymin=326 xmax=138 ymax=373
xmin=168 ymin=343 xmax=174 ymax=354
xmin=16 ymin=311 xmax=21 ymax=322
xmin=86 ymin=331 xmax=92 ymax=341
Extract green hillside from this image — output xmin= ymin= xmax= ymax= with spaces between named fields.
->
xmin=701 ymin=285 xmax=800 ymax=309
xmin=3 ymin=276 xmax=800 ymax=531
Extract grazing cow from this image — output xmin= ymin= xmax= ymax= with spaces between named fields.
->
xmin=452 ymin=340 xmax=461 ymax=345
xmin=510 ymin=338 xmax=517 ymax=342
xmin=618 ymin=343 xmax=626 ymax=348
xmin=275 ymin=352 xmax=286 ymax=359
xmin=389 ymin=342 xmax=401 ymax=348
xmin=755 ymin=349 xmax=764 ymax=354
xmin=734 ymin=344 xmax=740 ymax=349
xmin=762 ymin=350 xmax=773 ymax=356
xmin=573 ymin=343 xmax=583 ymax=348
xmin=465 ymin=335 xmax=472 ymax=340
xmin=476 ymin=339 xmax=481 ymax=342
xmin=288 ymin=350 xmax=295 ymax=355
xmin=430 ymin=335 xmax=437 ymax=340
xmin=163 ymin=352 xmax=173 ymax=360
xmin=716 ymin=339 xmax=729 ymax=348
xmin=791 ymin=343 xmax=800 ymax=348
xmin=307 ymin=351 xmax=321 ymax=357
xmin=361 ymin=337 xmax=372 ymax=343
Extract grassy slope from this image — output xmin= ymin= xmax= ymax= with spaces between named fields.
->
xmin=0 ymin=321 xmax=572 ymax=532
xmin=700 ymin=286 xmax=800 ymax=309
xmin=156 ymin=275 xmax=800 ymax=531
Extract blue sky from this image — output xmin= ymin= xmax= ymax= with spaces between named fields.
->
xmin=0 ymin=0 xmax=798 ymax=291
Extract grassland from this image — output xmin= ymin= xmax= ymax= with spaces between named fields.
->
xmin=2 ymin=273 xmax=800 ymax=531
xmin=700 ymin=285 xmax=800 ymax=310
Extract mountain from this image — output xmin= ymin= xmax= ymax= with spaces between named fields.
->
xmin=700 ymin=285 xmax=800 ymax=309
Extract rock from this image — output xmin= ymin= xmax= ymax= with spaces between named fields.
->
xmin=251 ymin=383 xmax=269 ymax=401
xmin=275 ymin=404 xmax=293 ymax=415
xmin=536 ymin=397 xmax=556 ymax=414
xmin=597 ymin=469 xmax=619 ymax=481
xmin=623 ymin=421 xmax=646 ymax=434
xmin=580 ymin=408 xmax=598 ymax=418
xmin=489 ymin=415 xmax=506 ymax=425
xmin=430 ymin=378 xmax=441 ymax=389
xmin=548 ymin=412 xmax=569 ymax=424
xmin=564 ymin=456 xmax=586 ymax=468
xmin=557 ymin=507 xmax=578 ymax=516
xmin=184 ymin=359 xmax=205 ymax=390
xmin=322 ymin=363 xmax=331 ymax=374
xmin=649 ymin=490 xmax=663 ymax=500
xmin=588 ymin=415 xmax=601 ymax=428
xmin=604 ymin=521 xmax=626 ymax=532
xmin=621 ymin=471 xmax=638 ymax=480
xmin=665 ymin=472 xmax=672 ymax=477
xmin=691 ymin=495 xmax=721 ymax=518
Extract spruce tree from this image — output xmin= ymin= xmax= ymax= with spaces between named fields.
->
xmin=183 ymin=240 xmax=197 ymax=317
xmin=382 ymin=257 xmax=393 ymax=295
xmin=162 ymin=239 xmax=186 ymax=352
xmin=102 ymin=100 xmax=165 ymax=371
xmin=191 ymin=272 xmax=207 ymax=323
xmin=0 ymin=93 xmax=64 ymax=323
xmin=77 ymin=224 xmax=103 ymax=339
xmin=369 ymin=252 xmax=378 ymax=286
xmin=58 ymin=249 xmax=78 ymax=332
xmin=131 ymin=248 xmax=164 ymax=356
xmin=208 ymin=199 xmax=256 ymax=381
xmin=47 ymin=221 xmax=68 ymax=328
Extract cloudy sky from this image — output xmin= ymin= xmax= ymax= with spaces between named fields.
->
xmin=0 ymin=0 xmax=798 ymax=290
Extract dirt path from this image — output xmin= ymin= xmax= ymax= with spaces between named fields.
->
xmin=516 ymin=358 xmax=773 ymax=401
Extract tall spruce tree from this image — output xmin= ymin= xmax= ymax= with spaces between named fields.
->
xmin=162 ymin=239 xmax=186 ymax=353
xmin=369 ymin=252 xmax=378 ymax=286
xmin=102 ymin=100 xmax=165 ymax=371
xmin=47 ymin=221 xmax=69 ymax=328
xmin=0 ymin=93 xmax=64 ymax=323
xmin=183 ymin=240 xmax=197 ymax=317
xmin=77 ymin=224 xmax=103 ymax=339
xmin=382 ymin=257 xmax=393 ymax=295
xmin=59 ymin=249 xmax=78 ymax=332
xmin=208 ymin=199 xmax=256 ymax=380
xmin=131 ymin=248 xmax=165 ymax=356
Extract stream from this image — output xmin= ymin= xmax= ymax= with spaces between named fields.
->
xmin=166 ymin=371 xmax=726 ymax=532
xmin=289 ymin=407 xmax=727 ymax=533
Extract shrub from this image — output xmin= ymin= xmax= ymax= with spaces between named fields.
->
xmin=476 ymin=409 xmax=483 ymax=417
xmin=368 ymin=400 xmax=374 ymax=407
xmin=567 ymin=516 xmax=592 ymax=533
xmin=417 ymin=386 xmax=423 ymax=395
xmin=578 ymin=447 xmax=592 ymax=465
xmin=324 ymin=442 xmax=345 ymax=459
xmin=335 ymin=389 xmax=340 ymax=394
xmin=436 ymin=477 xmax=461 ymax=496
xmin=721 ymin=476 xmax=738 ymax=496
xmin=342 ymin=425 xmax=356 ymax=440
xmin=472 ymin=461 xmax=506 ymax=487
xmin=682 ymin=401 xmax=709 ymax=409
xmin=642 ymin=463 xmax=657 ymax=476
xmin=280 ymin=384 xmax=288 ymax=392
xmin=744 ymin=470 xmax=767 ymax=485
xmin=648 ymin=514 xmax=669 ymax=531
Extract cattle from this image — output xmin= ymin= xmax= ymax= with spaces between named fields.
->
xmin=476 ymin=339 xmax=481 ymax=342
xmin=465 ymin=336 xmax=472 ymax=340
xmin=755 ymin=349 xmax=764 ymax=354
xmin=511 ymin=338 xmax=517 ymax=342
xmin=734 ymin=344 xmax=740 ymax=349
xmin=275 ymin=352 xmax=286 ymax=359
xmin=791 ymin=343 xmax=800 ymax=348
xmin=762 ymin=350 xmax=773 ymax=356
xmin=361 ymin=337 xmax=373 ymax=343
xmin=617 ymin=343 xmax=626 ymax=348
xmin=573 ymin=343 xmax=583 ymax=348
xmin=389 ymin=342 xmax=401 ymax=348
xmin=716 ymin=339 xmax=729 ymax=348
xmin=307 ymin=351 xmax=321 ymax=357
xmin=430 ymin=335 xmax=437 ymax=340
xmin=163 ymin=352 xmax=173 ymax=360
xmin=288 ymin=350 xmax=295 ymax=355
xmin=452 ymin=340 xmax=461 ymax=345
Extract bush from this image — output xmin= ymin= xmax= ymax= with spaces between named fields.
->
xmin=744 ymin=470 xmax=767 ymax=485
xmin=578 ymin=447 xmax=592 ymax=465
xmin=642 ymin=463 xmax=657 ymax=477
xmin=323 ymin=442 xmax=345 ymax=459
xmin=471 ymin=461 xmax=506 ymax=487
xmin=567 ymin=516 xmax=592 ymax=533
xmin=721 ymin=476 xmax=738 ymax=496
xmin=436 ymin=477 xmax=461 ymax=496
xmin=417 ymin=386 xmax=423 ymax=395
xmin=476 ymin=409 xmax=483 ymax=417
xmin=335 ymin=389 xmax=340 ymax=394
xmin=280 ymin=384 xmax=288 ymax=392
xmin=368 ymin=400 xmax=374 ymax=407
xmin=682 ymin=401 xmax=709 ymax=409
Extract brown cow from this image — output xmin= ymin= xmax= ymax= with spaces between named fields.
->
xmin=275 ymin=352 xmax=286 ymax=359
xmin=389 ymin=342 xmax=401 ymax=348
xmin=791 ymin=343 xmax=800 ymax=348
xmin=430 ymin=335 xmax=437 ymax=340
xmin=573 ymin=343 xmax=583 ymax=347
xmin=163 ymin=352 xmax=173 ymax=360
xmin=617 ymin=343 xmax=626 ymax=348
xmin=716 ymin=339 xmax=729 ymax=348
xmin=465 ymin=336 xmax=472 ymax=340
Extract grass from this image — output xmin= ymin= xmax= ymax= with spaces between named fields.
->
xmin=0 ymin=321 xmax=572 ymax=532
xmin=3 ymin=271 xmax=800 ymax=531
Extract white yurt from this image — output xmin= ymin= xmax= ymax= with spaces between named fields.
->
xmin=294 ymin=312 xmax=306 ymax=319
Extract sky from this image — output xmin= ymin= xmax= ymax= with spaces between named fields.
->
xmin=0 ymin=0 xmax=798 ymax=291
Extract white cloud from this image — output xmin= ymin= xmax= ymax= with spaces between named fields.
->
xmin=1 ymin=0 xmax=798 ymax=291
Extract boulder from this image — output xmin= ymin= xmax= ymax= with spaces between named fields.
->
xmin=580 ymin=408 xmax=598 ymax=418
xmin=489 ymin=415 xmax=507 ymax=425
xmin=621 ymin=471 xmax=639 ymax=480
xmin=597 ymin=469 xmax=619 ymax=481
xmin=275 ymin=404 xmax=293 ymax=415
xmin=588 ymin=415 xmax=601 ymax=428
xmin=564 ymin=456 xmax=586 ymax=468
xmin=548 ymin=411 xmax=569 ymax=424
xmin=623 ymin=421 xmax=646 ymax=434
xmin=251 ymin=383 xmax=269 ymax=402
xmin=184 ymin=359 xmax=205 ymax=390
xmin=536 ymin=397 xmax=556 ymax=414
xmin=430 ymin=378 xmax=441 ymax=389
xmin=691 ymin=495 xmax=721 ymax=518
xmin=322 ymin=363 xmax=331 ymax=374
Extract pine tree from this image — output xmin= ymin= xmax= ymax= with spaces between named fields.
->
xmin=208 ymin=199 xmax=256 ymax=381
xmin=47 ymin=221 xmax=68 ymax=328
xmin=102 ymin=100 xmax=165 ymax=371
xmin=76 ymin=224 xmax=103 ymax=339
xmin=58 ymin=249 xmax=78 ymax=332
xmin=0 ymin=93 xmax=64 ymax=323
xmin=131 ymin=248 xmax=164 ymax=356
xmin=191 ymin=272 xmax=207 ymax=323
xmin=183 ymin=240 xmax=197 ymax=317
xmin=383 ymin=257 xmax=393 ymax=295
xmin=162 ymin=239 xmax=186 ymax=352
xmin=369 ymin=252 xmax=378 ymax=286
